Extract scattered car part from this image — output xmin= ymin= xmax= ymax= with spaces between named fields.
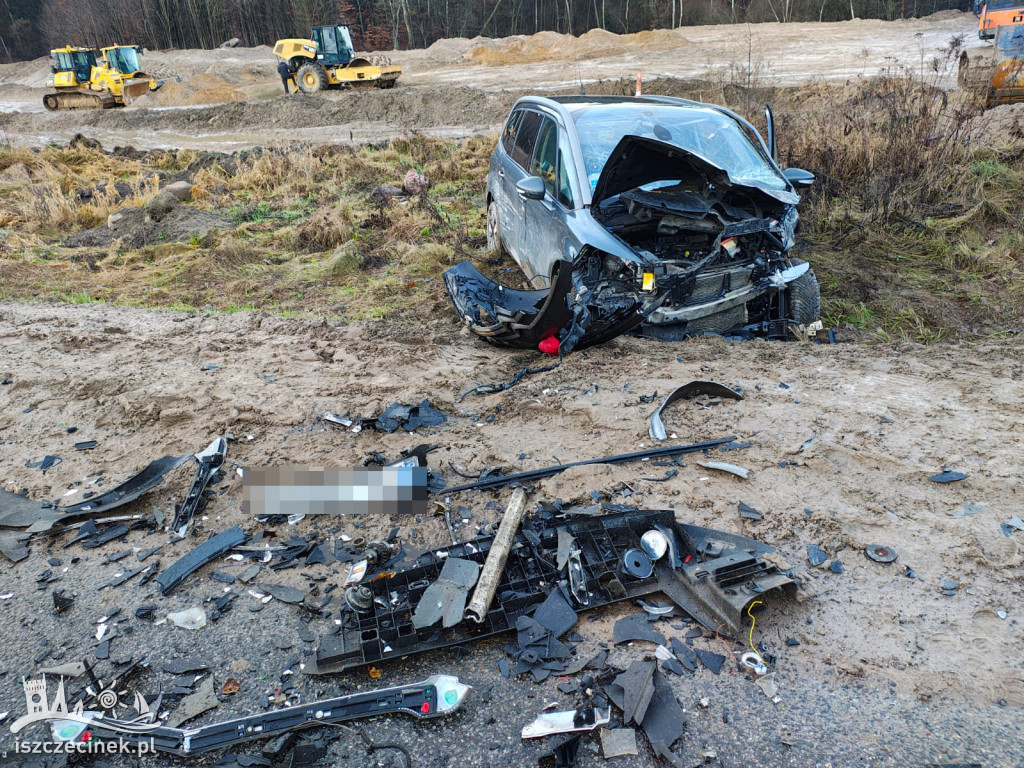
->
xmin=521 ymin=707 xmax=611 ymax=739
xmin=312 ymin=509 xmax=795 ymax=674
xmin=613 ymin=614 xmax=665 ymax=646
xmin=566 ymin=538 xmax=589 ymax=607
xmin=0 ymin=489 xmax=58 ymax=530
xmin=0 ymin=530 xmax=31 ymax=562
xmin=375 ymin=400 xmax=447 ymax=433
xmin=930 ymin=470 xmax=967 ymax=484
xmin=606 ymin=667 xmax=686 ymax=765
xmin=648 ymin=380 xmax=743 ymax=441
xmin=806 ymin=544 xmax=828 ymax=567
xmin=640 ymin=530 xmax=668 ymax=560
xmin=444 ymin=260 xmax=651 ymax=354
xmin=440 ymin=437 xmax=736 ymax=494
xmin=738 ymin=501 xmax=763 ymax=521
xmin=166 ymin=675 xmax=219 ymax=727
xmin=465 ymin=488 xmax=528 ymax=623
xmin=541 ymin=734 xmax=582 ymax=768
xmin=155 ymin=526 xmax=246 ymax=595
xmin=412 ymin=557 xmax=480 ymax=629
xmin=696 ymin=460 xmax=749 ymax=479
xmin=865 ymin=544 xmax=898 ymax=564
xmin=171 ymin=437 xmax=227 ymax=538
xmin=622 ymin=548 xmax=654 ymax=579
xmin=81 ymin=675 xmax=469 ymax=756
xmin=57 ymin=455 xmax=192 ymax=528
xmin=601 ymin=728 xmax=638 ymax=758
xmin=695 ymin=648 xmax=726 ymax=675
xmin=740 ymin=651 xmax=768 ymax=676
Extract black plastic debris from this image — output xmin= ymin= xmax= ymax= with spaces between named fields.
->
xmin=156 ymin=526 xmax=246 ymax=595
xmin=0 ymin=530 xmax=31 ymax=562
xmin=940 ymin=576 xmax=960 ymax=596
xmin=541 ymin=735 xmax=582 ymax=768
xmin=649 ymin=380 xmax=743 ymax=441
xmin=163 ymin=660 xmax=209 ymax=675
xmin=930 ymin=470 xmax=967 ymax=484
xmin=669 ymin=637 xmax=698 ymax=671
xmin=74 ymin=441 xmax=99 ymax=451
xmin=662 ymin=658 xmax=685 ymax=675
xmin=53 ymin=590 xmax=74 ymax=613
xmin=441 ymin=438 xmax=736 ymax=495
xmin=641 ymin=669 xmax=687 ymax=763
xmin=695 ymin=648 xmax=726 ymax=675
xmin=375 ymin=400 xmax=447 ymax=433
xmin=829 ymin=560 xmax=844 ymax=574
xmin=1000 ymin=515 xmax=1024 ymax=538
xmin=616 ymin=660 xmax=657 ymax=725
xmin=865 ymin=544 xmax=898 ymax=564
xmin=171 ymin=437 xmax=228 ymax=538
xmin=59 ymin=455 xmax=191 ymax=525
xmin=26 ymin=455 xmax=61 ymax=472
xmin=806 ymin=544 xmax=828 ymax=567
xmin=82 ymin=523 xmax=131 ymax=549
xmin=411 ymin=557 xmax=479 ymax=629
xmin=261 ymin=584 xmax=305 ymax=604
xmin=738 ymin=501 xmax=763 ymax=521
xmin=613 ymin=613 xmax=666 ymax=646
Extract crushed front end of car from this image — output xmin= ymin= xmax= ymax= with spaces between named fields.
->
xmin=445 ymin=134 xmax=820 ymax=352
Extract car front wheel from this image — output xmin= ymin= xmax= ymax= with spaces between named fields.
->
xmin=787 ymin=261 xmax=821 ymax=326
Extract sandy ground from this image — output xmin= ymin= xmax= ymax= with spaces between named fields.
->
xmin=0 ymin=301 xmax=1022 ymax=766
xmin=0 ymin=11 xmax=992 ymax=151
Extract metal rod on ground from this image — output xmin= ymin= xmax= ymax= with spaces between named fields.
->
xmin=465 ymin=487 xmax=528 ymax=623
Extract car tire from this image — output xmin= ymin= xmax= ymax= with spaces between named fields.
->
xmin=296 ymin=62 xmax=329 ymax=94
xmin=486 ymin=201 xmax=507 ymax=256
xmin=787 ymin=261 xmax=821 ymax=326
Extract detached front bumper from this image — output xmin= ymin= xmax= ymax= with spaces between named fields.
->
xmin=443 ymin=260 xmax=657 ymax=352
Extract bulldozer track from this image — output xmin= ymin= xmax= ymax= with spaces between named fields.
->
xmin=43 ymin=90 xmax=117 ymax=111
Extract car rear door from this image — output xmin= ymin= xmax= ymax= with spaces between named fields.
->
xmin=520 ymin=115 xmax=582 ymax=288
xmin=501 ymin=109 xmax=544 ymax=266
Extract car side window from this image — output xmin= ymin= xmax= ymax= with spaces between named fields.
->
xmin=501 ymin=110 xmax=522 ymax=156
xmin=529 ymin=117 xmax=558 ymax=199
xmin=511 ymin=110 xmax=543 ymax=170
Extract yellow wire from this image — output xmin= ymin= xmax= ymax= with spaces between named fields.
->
xmin=747 ymin=600 xmax=763 ymax=654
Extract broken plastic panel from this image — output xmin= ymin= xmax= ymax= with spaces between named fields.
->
xmin=313 ymin=509 xmax=795 ymax=674
xmin=648 ymin=380 xmax=743 ymax=441
xmin=77 ymin=675 xmax=470 ymax=756
xmin=443 ymin=260 xmax=651 ymax=353
xmin=170 ymin=437 xmax=227 ymax=537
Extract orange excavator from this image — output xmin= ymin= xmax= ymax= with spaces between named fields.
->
xmin=960 ymin=23 xmax=1024 ymax=107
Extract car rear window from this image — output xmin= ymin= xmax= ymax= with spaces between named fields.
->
xmin=510 ymin=110 xmax=543 ymax=170
xmin=501 ymin=110 xmax=522 ymax=155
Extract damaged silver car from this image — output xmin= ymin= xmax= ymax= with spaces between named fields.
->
xmin=444 ymin=95 xmax=821 ymax=351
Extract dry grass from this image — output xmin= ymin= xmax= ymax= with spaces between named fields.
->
xmin=0 ymin=96 xmax=1021 ymax=339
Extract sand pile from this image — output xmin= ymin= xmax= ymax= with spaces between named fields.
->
xmin=129 ymin=73 xmax=247 ymax=108
xmin=464 ymin=25 xmax=688 ymax=66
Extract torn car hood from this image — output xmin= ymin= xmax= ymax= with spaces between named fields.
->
xmin=591 ymin=135 xmax=799 ymax=209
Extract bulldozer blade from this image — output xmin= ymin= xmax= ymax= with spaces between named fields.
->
xmin=122 ymin=80 xmax=153 ymax=105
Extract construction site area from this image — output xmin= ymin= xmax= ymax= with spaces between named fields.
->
xmin=1 ymin=9 xmax=1023 ymax=768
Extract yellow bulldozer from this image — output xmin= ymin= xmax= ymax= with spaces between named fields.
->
xmin=959 ymin=24 xmax=1024 ymax=107
xmin=44 ymin=45 xmax=177 ymax=111
xmin=273 ymin=24 xmax=401 ymax=93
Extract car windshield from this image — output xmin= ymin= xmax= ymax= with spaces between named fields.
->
xmin=107 ymin=47 xmax=141 ymax=74
xmin=571 ymin=103 xmax=787 ymax=193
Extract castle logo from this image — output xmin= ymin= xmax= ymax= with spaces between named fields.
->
xmin=9 ymin=674 xmax=158 ymax=739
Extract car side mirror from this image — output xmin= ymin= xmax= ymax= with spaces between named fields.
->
xmin=783 ymin=168 xmax=815 ymax=189
xmin=516 ymin=176 xmax=547 ymax=201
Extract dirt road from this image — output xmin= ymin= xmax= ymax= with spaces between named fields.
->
xmin=1 ymin=301 xmax=1022 ymax=766
xmin=0 ymin=11 xmax=988 ymax=151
